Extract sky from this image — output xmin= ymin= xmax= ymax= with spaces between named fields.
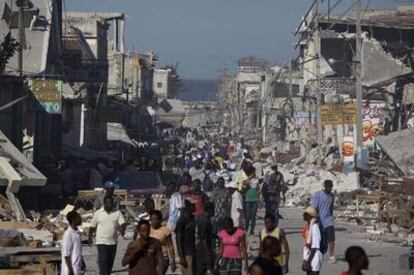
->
xmin=67 ymin=0 xmax=407 ymax=80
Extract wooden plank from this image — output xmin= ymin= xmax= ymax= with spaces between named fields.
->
xmin=0 ymin=221 xmax=39 ymax=230
xmin=8 ymin=253 xmax=61 ymax=267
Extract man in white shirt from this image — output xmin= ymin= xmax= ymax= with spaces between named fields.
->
xmin=89 ymin=196 xmax=126 ymax=275
xmin=62 ymin=211 xmax=85 ymax=275
xmin=227 ymin=181 xmax=243 ymax=227
xmin=167 ymin=182 xmax=183 ymax=231
xmin=302 ymin=207 xmax=323 ymax=275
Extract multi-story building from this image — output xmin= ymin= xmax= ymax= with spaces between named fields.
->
xmin=153 ymin=68 xmax=171 ymax=101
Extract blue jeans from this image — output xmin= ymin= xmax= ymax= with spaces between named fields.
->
xmin=245 ymin=201 xmax=258 ymax=234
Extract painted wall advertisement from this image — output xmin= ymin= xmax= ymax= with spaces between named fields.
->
xmin=362 ymin=103 xmax=385 ymax=150
xmin=342 ymin=136 xmax=355 ymax=173
xmin=28 ymin=79 xmax=62 ymax=114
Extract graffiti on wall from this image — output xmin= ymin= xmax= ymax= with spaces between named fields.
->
xmin=362 ymin=103 xmax=386 ymax=150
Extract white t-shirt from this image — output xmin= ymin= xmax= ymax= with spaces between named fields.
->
xmin=231 ymin=190 xmax=243 ymax=227
xmin=91 ymin=208 xmax=126 ymax=245
xmin=189 ymin=167 xmax=205 ymax=182
xmin=167 ymin=192 xmax=182 ymax=230
xmin=61 ymin=227 xmax=84 ymax=275
xmin=303 ymin=223 xmax=323 ymax=272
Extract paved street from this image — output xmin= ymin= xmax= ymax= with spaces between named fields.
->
xmin=83 ymin=207 xmax=411 ymax=275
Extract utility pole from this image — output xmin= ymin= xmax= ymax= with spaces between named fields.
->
xmin=315 ymin=0 xmax=323 ymax=144
xmin=256 ymin=80 xmax=264 ymax=130
xmin=355 ymin=0 xmax=363 ymax=148
xmin=288 ymin=58 xmax=293 ymax=117
xmin=16 ymin=0 xmax=25 ymax=76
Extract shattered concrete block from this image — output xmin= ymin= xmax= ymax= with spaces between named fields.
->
xmin=17 ymin=228 xmax=54 ymax=244
xmin=0 ymin=229 xmax=26 ymax=247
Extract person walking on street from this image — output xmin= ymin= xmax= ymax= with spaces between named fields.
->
xmin=185 ymin=179 xmax=209 ymax=221
xmin=134 ymin=198 xmax=156 ymax=240
xmin=312 ymin=179 xmax=336 ymax=263
xmin=149 ymin=210 xmax=176 ymax=274
xmin=250 ymin=236 xmax=283 ymax=275
xmin=61 ymin=211 xmax=85 ymax=275
xmin=196 ymin=202 xmax=215 ymax=275
xmin=262 ymin=164 xmax=285 ymax=226
xmin=215 ymin=217 xmax=248 ymax=275
xmin=227 ymin=181 xmax=244 ymax=228
xmin=175 ymin=200 xmax=196 ymax=275
xmin=166 ymin=181 xmax=182 ymax=231
xmin=341 ymin=246 xmax=369 ymax=275
xmin=94 ymin=181 xmax=120 ymax=211
xmin=89 ymin=196 xmax=126 ymax=275
xmin=244 ymin=167 xmax=260 ymax=235
xmin=259 ymin=213 xmax=290 ymax=274
xmin=212 ymin=177 xmax=230 ymax=246
xmin=122 ymin=220 xmax=163 ymax=275
xmin=301 ymin=207 xmax=323 ymax=275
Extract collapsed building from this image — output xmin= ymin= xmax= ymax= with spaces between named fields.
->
xmin=274 ymin=5 xmax=414 ymax=240
xmin=297 ymin=5 xmax=414 ymax=153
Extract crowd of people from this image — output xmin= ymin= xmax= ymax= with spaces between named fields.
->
xmin=60 ymin=134 xmax=370 ymax=275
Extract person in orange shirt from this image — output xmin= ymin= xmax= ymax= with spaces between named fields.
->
xmin=341 ymin=246 xmax=369 ymax=275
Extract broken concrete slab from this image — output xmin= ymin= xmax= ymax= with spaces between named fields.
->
xmin=0 ymin=229 xmax=26 ymax=247
xmin=16 ymin=229 xmax=54 ymax=245
xmin=376 ymin=128 xmax=414 ymax=177
xmin=0 ymin=222 xmax=39 ymax=230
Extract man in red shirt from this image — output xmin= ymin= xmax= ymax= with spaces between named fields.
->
xmin=185 ymin=179 xmax=208 ymax=218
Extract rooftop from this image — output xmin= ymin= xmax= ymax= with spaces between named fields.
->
xmin=320 ymin=5 xmax=414 ymax=29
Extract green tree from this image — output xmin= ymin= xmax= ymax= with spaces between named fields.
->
xmin=0 ymin=32 xmax=19 ymax=74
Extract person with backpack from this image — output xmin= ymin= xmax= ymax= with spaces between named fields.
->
xmin=262 ymin=164 xmax=285 ymax=226
xmin=312 ymin=179 xmax=336 ymax=263
xmin=301 ymin=207 xmax=323 ymax=275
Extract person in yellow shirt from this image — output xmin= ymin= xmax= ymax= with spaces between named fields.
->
xmin=259 ymin=213 xmax=290 ymax=274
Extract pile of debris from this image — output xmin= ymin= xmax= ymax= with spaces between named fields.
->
xmin=279 ymin=164 xmax=359 ymax=207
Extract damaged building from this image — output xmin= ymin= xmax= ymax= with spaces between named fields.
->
xmin=0 ymin=0 xmax=64 ymax=165
xmin=297 ymin=5 xmax=414 ymax=153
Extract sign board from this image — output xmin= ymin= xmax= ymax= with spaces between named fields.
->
xmin=28 ymin=79 xmax=62 ymax=114
xmin=321 ymin=103 xmax=356 ymax=125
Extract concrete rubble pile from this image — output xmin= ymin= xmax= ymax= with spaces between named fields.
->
xmin=282 ymin=165 xmax=359 ymax=207
xmin=266 ymin=141 xmax=414 ymax=245
xmin=0 ymin=195 xmax=100 ymax=249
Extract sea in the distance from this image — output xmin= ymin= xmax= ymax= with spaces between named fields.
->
xmin=175 ymin=79 xmax=218 ymax=102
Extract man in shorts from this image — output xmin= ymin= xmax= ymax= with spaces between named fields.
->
xmin=312 ymin=179 xmax=335 ymax=263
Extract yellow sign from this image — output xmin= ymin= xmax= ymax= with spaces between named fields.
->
xmin=321 ymin=103 xmax=356 ymax=125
